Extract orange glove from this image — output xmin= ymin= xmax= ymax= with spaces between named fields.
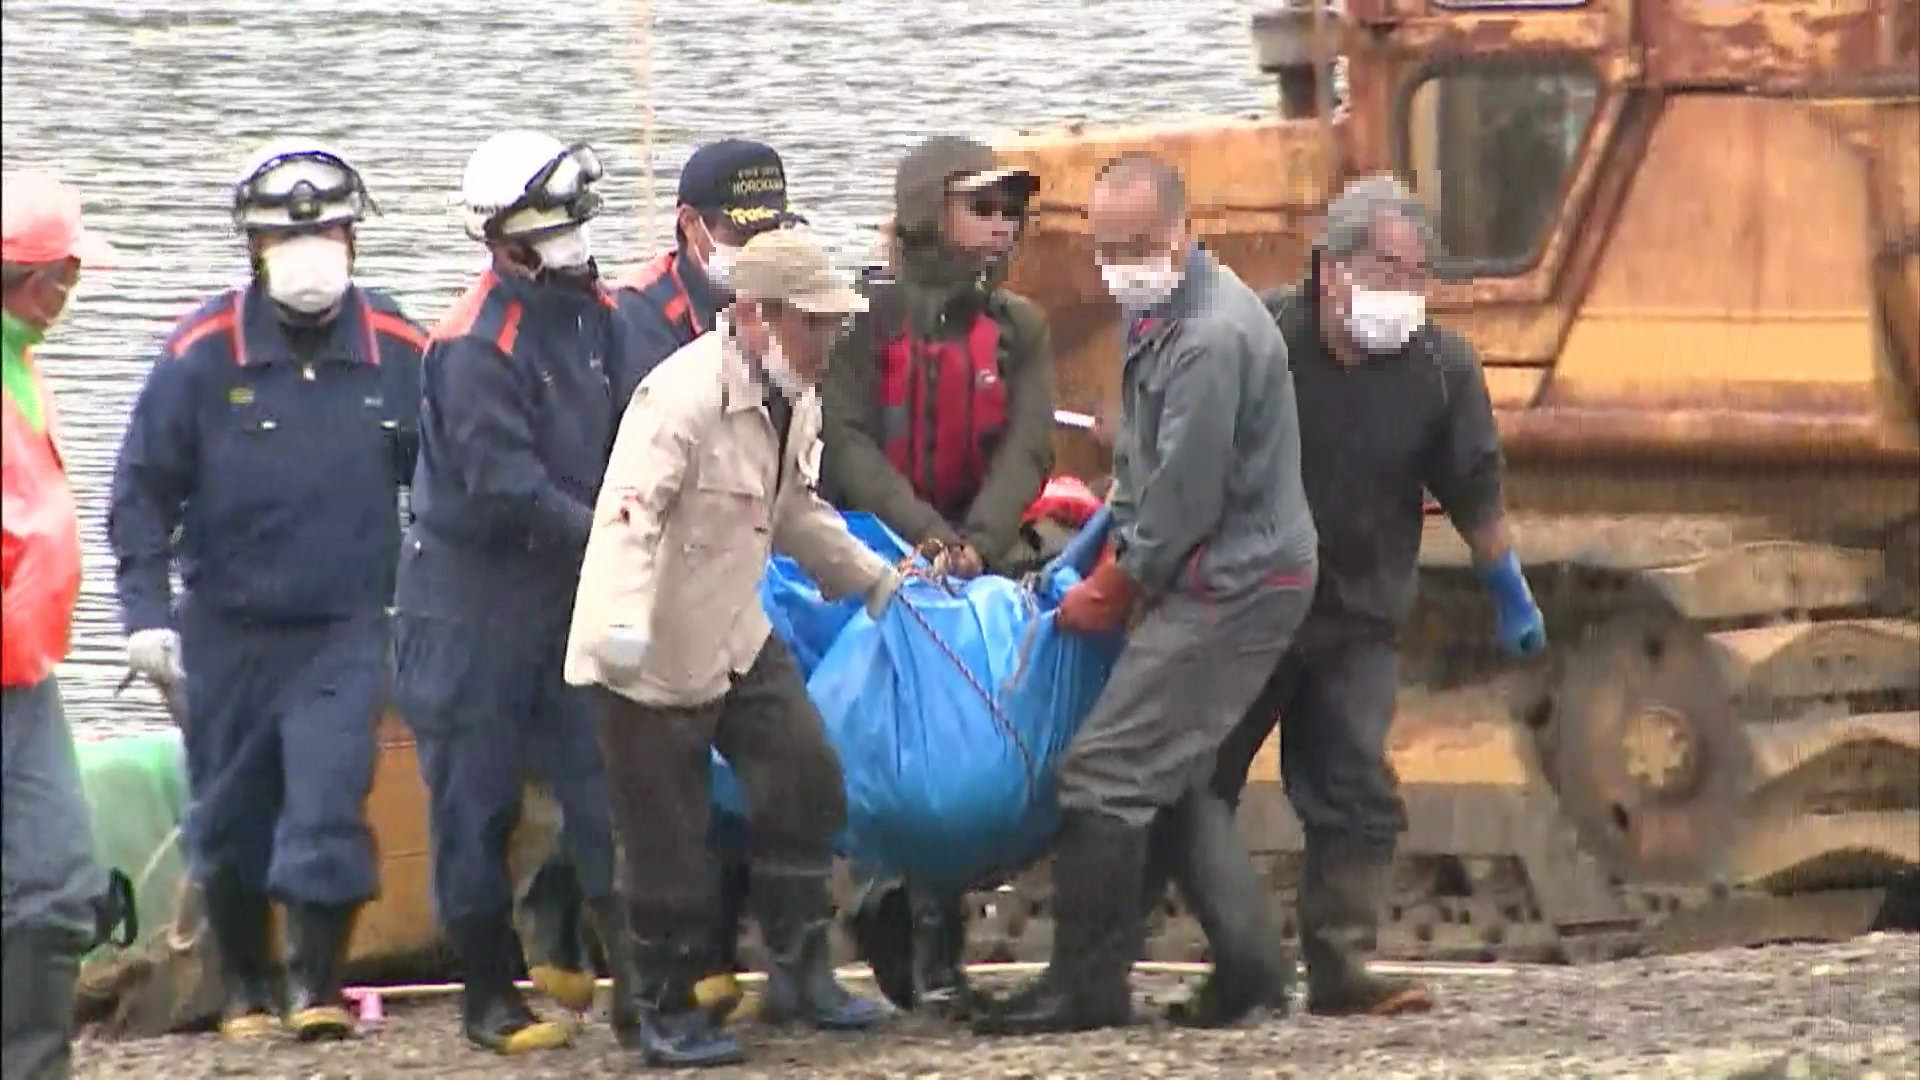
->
xmin=1058 ymin=558 xmax=1140 ymax=635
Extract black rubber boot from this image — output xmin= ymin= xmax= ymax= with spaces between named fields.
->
xmin=518 ymin=859 xmax=596 ymax=1013
xmin=910 ymin=887 xmax=973 ymax=1015
xmin=972 ymin=810 xmax=1145 ymax=1036
xmin=285 ymin=902 xmax=359 ymax=1041
xmin=589 ymin=898 xmax=638 ymax=1036
xmin=1298 ymin=843 xmax=1432 ymax=1017
xmin=752 ymin=867 xmax=893 ymax=1031
xmin=201 ymin=872 xmax=284 ymax=1041
xmin=448 ymin=913 xmax=571 ymax=1055
xmin=1155 ymin=792 xmax=1294 ymax=1027
xmin=623 ymin=908 xmax=746 ymax=1069
xmin=1 ymin=925 xmax=88 ymax=1080
xmin=843 ymin=876 xmax=917 ymax=1010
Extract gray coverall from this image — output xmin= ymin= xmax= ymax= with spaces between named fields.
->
xmin=1056 ymin=247 xmax=1320 ymax=823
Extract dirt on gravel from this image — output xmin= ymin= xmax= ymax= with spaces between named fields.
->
xmin=73 ymin=936 xmax=1920 ymax=1080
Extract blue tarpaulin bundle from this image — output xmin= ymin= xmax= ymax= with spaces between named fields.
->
xmin=758 ymin=513 xmax=912 ymax=678
xmin=714 ymin=510 xmax=1120 ymax=891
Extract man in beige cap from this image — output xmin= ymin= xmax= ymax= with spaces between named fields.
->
xmin=565 ymin=227 xmax=900 ymax=1068
xmin=2 ymin=170 xmax=116 ymax=1080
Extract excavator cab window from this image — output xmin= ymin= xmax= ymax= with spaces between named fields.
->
xmin=1399 ymin=58 xmax=1601 ymax=274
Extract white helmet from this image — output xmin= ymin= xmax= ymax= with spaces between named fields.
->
xmin=459 ymin=130 xmax=604 ymax=244
xmin=232 ymin=137 xmax=372 ymax=233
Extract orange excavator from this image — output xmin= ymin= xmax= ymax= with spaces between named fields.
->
xmin=980 ymin=0 xmax=1920 ymax=962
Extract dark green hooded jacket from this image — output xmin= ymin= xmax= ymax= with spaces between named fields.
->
xmin=819 ymin=136 xmax=1055 ymax=570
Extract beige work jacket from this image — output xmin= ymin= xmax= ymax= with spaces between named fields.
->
xmin=564 ymin=320 xmax=890 ymax=707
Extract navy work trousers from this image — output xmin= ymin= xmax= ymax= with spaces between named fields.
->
xmin=178 ymin=603 xmax=386 ymax=905
xmin=392 ymin=613 xmax=614 ymax=924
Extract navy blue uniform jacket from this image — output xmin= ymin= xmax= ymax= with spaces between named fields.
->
xmin=109 ymin=283 xmax=427 ymax=633
xmin=399 ymin=268 xmax=625 ymax=622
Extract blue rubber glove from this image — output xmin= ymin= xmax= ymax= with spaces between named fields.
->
xmin=1478 ymin=549 xmax=1547 ymax=657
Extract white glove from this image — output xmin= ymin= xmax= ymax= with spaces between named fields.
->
xmin=594 ymin=625 xmax=650 ymax=682
xmin=126 ymin=629 xmax=183 ymax=683
xmin=865 ymin=566 xmax=903 ymax=619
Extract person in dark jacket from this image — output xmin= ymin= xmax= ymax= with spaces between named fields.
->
xmin=821 ymin=135 xmax=1054 ymax=579
xmin=975 ymin=153 xmax=1319 ymax=1037
xmin=391 ymin=129 xmax=626 ymax=1057
xmin=108 ymin=140 xmax=424 ymax=1043
xmin=821 ymin=136 xmax=1056 ymax=1011
xmin=612 ymin=138 xmax=801 ymax=400
xmin=1178 ymin=174 xmax=1548 ymax=1019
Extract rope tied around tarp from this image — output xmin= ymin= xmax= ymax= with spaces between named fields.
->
xmin=891 ymin=540 xmax=1045 ymax=796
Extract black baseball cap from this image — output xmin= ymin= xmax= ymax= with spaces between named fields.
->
xmin=677 ymin=139 xmax=804 ymax=233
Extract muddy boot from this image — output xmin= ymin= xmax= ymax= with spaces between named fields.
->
xmin=449 ymin=913 xmax=571 ymax=1055
xmin=752 ymin=867 xmax=893 ymax=1031
xmin=910 ymin=887 xmax=973 ymax=1015
xmin=972 ymin=810 xmax=1144 ymax=1036
xmin=623 ymin=910 xmax=746 ymax=1068
xmin=519 ymin=859 xmax=596 ymax=1013
xmin=202 ymin=872 xmax=284 ymax=1041
xmin=1158 ymin=793 xmax=1294 ymax=1027
xmin=844 ymin=875 xmax=917 ymax=1010
xmin=588 ymin=899 xmax=640 ymax=1041
xmin=1 ymin=925 xmax=89 ymax=1080
xmin=1298 ymin=844 xmax=1432 ymax=1017
xmin=285 ymin=902 xmax=359 ymax=1041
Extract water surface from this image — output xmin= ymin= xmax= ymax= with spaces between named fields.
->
xmin=1 ymin=0 xmax=1267 ymax=734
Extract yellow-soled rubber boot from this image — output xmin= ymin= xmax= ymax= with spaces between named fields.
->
xmin=529 ymin=965 xmax=598 ymax=1013
xmin=520 ymin=859 xmax=595 ymax=1013
xmin=694 ymin=973 xmax=746 ymax=1024
xmin=453 ymin=915 xmax=572 ymax=1055
xmin=218 ymin=1011 xmax=283 ymax=1042
xmin=285 ymin=902 xmax=360 ymax=1042
xmin=202 ymin=872 xmax=286 ymax=1043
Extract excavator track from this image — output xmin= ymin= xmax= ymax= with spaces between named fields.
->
xmin=853 ymin=513 xmax=1920 ymax=972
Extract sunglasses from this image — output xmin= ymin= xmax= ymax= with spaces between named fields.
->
xmin=965 ymin=193 xmax=1027 ymax=222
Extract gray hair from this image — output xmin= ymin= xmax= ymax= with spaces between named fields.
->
xmin=1317 ymin=174 xmax=1437 ymax=261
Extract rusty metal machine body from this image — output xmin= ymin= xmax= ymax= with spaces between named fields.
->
xmin=973 ymin=0 xmax=1920 ymax=963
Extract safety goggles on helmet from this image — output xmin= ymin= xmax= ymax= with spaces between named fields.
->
xmin=232 ymin=150 xmax=375 ymax=233
xmin=483 ymin=143 xmax=604 ymax=241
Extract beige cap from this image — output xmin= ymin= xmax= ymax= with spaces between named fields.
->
xmin=731 ymin=228 xmax=867 ymax=315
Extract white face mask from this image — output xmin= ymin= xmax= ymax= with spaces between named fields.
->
xmin=1344 ymin=284 xmax=1427 ymax=353
xmin=531 ymin=224 xmax=592 ymax=272
xmin=761 ymin=336 xmax=807 ymax=400
xmin=1100 ymin=256 xmax=1183 ymax=311
xmin=262 ymin=234 xmax=351 ymax=314
xmin=700 ymin=220 xmax=741 ymax=290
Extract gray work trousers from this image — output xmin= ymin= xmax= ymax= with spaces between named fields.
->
xmin=1212 ymin=620 xmax=1408 ymax=854
xmin=1057 ymin=582 xmax=1313 ymax=828
xmin=2 ymin=678 xmax=103 ymax=937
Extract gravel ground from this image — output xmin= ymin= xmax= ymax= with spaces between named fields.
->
xmin=75 ymin=937 xmax=1920 ymax=1080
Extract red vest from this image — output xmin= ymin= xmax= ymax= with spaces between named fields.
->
xmin=877 ymin=314 xmax=1007 ymax=516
